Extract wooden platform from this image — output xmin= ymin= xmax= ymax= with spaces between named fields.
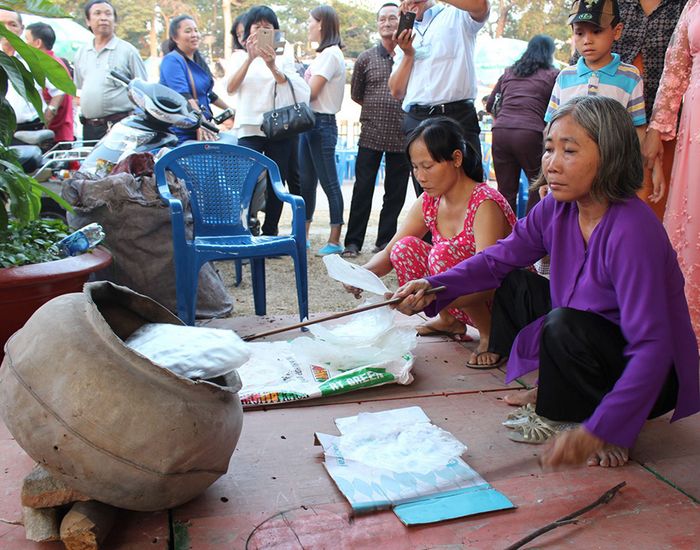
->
xmin=1 ymin=313 xmax=698 ymax=549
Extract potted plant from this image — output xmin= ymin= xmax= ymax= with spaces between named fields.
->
xmin=0 ymin=1 xmax=112 ymax=353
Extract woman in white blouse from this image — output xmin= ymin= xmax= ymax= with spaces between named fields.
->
xmin=226 ymin=5 xmax=310 ymax=237
xmin=299 ymin=5 xmax=346 ymax=256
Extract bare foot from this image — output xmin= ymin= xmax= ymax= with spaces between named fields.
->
xmin=504 ymin=387 xmax=538 ymax=406
xmin=587 ymin=445 xmax=629 ymax=468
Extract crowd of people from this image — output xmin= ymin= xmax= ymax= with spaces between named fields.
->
xmin=1 ymin=0 xmax=699 ymax=470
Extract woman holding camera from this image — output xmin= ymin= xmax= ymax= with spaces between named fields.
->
xmin=226 ymin=5 xmax=309 ymax=237
xmin=299 ymin=5 xmax=346 ymax=256
xmin=159 ymin=15 xmax=232 ymax=144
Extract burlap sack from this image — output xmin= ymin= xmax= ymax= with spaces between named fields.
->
xmin=0 ymin=282 xmax=243 ymax=511
xmin=62 ymin=170 xmax=233 ymax=319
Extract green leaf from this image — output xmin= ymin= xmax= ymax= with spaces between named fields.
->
xmin=0 ymin=50 xmax=29 ymax=98
xmin=0 ymin=99 xmax=16 ymax=144
xmin=15 ymin=59 xmax=45 ymax=121
xmin=33 ymin=47 xmax=75 ymax=94
xmin=34 ymin=181 xmax=72 ymax=212
xmin=0 ymin=68 xmax=6 ymax=96
xmin=0 ymin=0 xmax=67 ymax=18
xmin=0 ymin=25 xmax=46 ymax=85
xmin=0 ymin=26 xmax=75 ymax=95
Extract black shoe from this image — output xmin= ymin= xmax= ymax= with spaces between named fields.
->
xmin=341 ymin=243 xmax=361 ymax=258
xmin=371 ymin=243 xmax=388 ymax=254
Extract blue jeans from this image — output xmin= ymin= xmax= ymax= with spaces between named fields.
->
xmin=298 ymin=113 xmax=344 ymax=225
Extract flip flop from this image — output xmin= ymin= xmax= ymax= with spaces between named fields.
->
xmin=415 ymin=325 xmax=474 ymax=342
xmin=507 ymin=416 xmax=579 ymax=445
xmin=466 ymin=351 xmax=508 ymax=370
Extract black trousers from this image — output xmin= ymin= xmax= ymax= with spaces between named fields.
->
xmin=82 ymin=122 xmax=109 ymax=142
xmin=344 ymin=147 xmax=410 ymax=250
xmin=238 ymin=135 xmax=294 ymax=236
xmin=402 ymin=102 xmax=482 ymax=197
xmin=490 ymin=270 xmax=678 ymax=423
xmin=491 ymin=127 xmax=543 ymax=214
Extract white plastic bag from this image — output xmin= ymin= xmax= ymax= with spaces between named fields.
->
xmin=125 ymin=323 xmax=251 ymax=380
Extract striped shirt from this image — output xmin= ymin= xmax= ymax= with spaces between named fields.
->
xmin=545 ymin=53 xmax=646 ymax=126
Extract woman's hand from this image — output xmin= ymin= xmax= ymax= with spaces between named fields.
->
xmin=539 ymin=426 xmax=604 ymax=469
xmin=642 ymin=128 xmax=663 ymax=171
xmin=390 ymin=279 xmax=435 ymax=316
xmin=649 ymin=158 xmax=666 ymax=203
xmin=258 ymin=44 xmax=276 ymax=68
xmin=196 ymin=127 xmax=218 ymax=142
xmin=246 ymin=33 xmax=260 ymax=61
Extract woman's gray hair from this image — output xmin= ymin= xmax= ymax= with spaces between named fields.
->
xmin=536 ymin=95 xmax=643 ymax=202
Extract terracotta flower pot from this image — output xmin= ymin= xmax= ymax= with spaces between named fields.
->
xmin=0 ymin=247 xmax=112 ymax=356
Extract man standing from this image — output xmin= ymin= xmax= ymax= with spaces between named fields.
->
xmin=0 ymin=10 xmax=45 ymax=134
xmin=389 ymin=0 xmax=489 ymax=194
xmin=25 ymin=22 xmax=74 ymax=143
xmin=73 ymin=0 xmax=147 ymax=141
xmin=343 ymin=3 xmax=410 ymax=257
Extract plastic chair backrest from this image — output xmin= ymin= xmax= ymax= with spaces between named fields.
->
xmin=155 ymin=143 xmax=280 ymax=238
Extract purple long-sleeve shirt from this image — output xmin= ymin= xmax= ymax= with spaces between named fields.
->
xmin=425 ymin=194 xmax=700 ymax=448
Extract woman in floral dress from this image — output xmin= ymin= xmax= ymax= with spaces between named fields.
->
xmin=345 ymin=117 xmax=516 ymax=367
xmin=644 ymin=0 xmax=700 ymax=346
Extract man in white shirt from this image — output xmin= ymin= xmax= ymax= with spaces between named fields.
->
xmin=389 ymin=0 xmax=489 ymax=193
xmin=73 ymin=0 xmax=147 ymax=141
xmin=0 ymin=10 xmax=46 ymax=135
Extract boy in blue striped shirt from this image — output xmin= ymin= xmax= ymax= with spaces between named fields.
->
xmin=545 ymin=0 xmax=664 ymax=200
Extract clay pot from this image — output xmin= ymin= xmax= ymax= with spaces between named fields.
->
xmin=0 ymin=281 xmax=243 ymax=511
xmin=0 ymin=247 xmax=112 ymax=356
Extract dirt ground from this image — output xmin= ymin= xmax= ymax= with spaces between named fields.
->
xmin=216 ymin=182 xmax=410 ymax=316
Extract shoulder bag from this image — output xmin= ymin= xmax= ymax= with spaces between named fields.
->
xmin=261 ymin=77 xmax=315 ymax=141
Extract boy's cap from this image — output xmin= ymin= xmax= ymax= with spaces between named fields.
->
xmin=568 ymin=0 xmax=620 ymax=28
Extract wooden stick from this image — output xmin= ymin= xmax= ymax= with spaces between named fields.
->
xmin=504 ymin=481 xmax=626 ymax=550
xmin=242 ymin=286 xmax=446 ymax=342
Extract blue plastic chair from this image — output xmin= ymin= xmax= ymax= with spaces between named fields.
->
xmin=517 ymin=170 xmax=530 ymax=219
xmin=154 ymin=142 xmax=308 ymax=325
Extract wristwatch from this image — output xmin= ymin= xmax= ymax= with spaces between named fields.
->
xmin=47 ymin=105 xmax=58 ymax=114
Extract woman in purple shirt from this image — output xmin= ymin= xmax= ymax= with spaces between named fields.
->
xmin=391 ymin=96 xmax=699 ymax=469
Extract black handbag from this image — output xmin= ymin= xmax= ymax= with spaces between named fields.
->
xmin=261 ymin=78 xmax=315 ymax=141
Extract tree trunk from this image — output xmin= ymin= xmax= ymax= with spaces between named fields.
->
xmin=149 ymin=5 xmax=158 ymax=58
xmin=495 ymin=0 xmax=512 ymax=38
xmin=223 ymin=0 xmax=232 ymax=57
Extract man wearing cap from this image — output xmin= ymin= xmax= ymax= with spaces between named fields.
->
xmin=73 ymin=0 xmax=147 ymax=141
xmin=389 ymin=0 xmax=489 ymax=195
xmin=545 ymin=0 xmax=646 ymax=128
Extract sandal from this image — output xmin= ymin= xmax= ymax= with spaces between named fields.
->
xmin=502 ymin=403 xmax=537 ymax=429
xmin=466 ymin=351 xmax=508 ymax=370
xmin=507 ymin=415 xmax=579 ymax=445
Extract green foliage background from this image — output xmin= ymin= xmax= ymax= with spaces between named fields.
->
xmin=46 ymin=0 xmax=572 ymax=62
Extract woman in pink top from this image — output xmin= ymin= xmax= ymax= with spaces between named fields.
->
xmin=643 ymin=0 xmax=700 ymax=347
xmin=345 ymin=117 xmax=516 ymax=367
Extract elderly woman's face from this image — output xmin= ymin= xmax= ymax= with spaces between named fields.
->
xmin=174 ymin=18 xmax=200 ymax=55
xmin=542 ymin=115 xmax=599 ymax=203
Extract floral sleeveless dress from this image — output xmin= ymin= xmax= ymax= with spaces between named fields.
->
xmin=390 ymin=183 xmax=516 ymax=325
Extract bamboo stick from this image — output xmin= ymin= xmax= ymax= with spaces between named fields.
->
xmin=242 ymin=286 xmax=446 ymax=342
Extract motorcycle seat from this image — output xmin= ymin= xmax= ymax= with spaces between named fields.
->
xmin=14 ymin=129 xmax=55 ymax=145
xmin=11 ymin=145 xmax=44 ymax=173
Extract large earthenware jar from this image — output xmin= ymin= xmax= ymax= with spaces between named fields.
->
xmin=0 ymin=281 xmax=243 ymax=511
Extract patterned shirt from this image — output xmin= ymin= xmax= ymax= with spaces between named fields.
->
xmin=613 ymin=0 xmax=688 ymax=122
xmin=351 ymin=43 xmax=405 ymax=152
xmin=545 ymin=54 xmax=646 ymax=126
